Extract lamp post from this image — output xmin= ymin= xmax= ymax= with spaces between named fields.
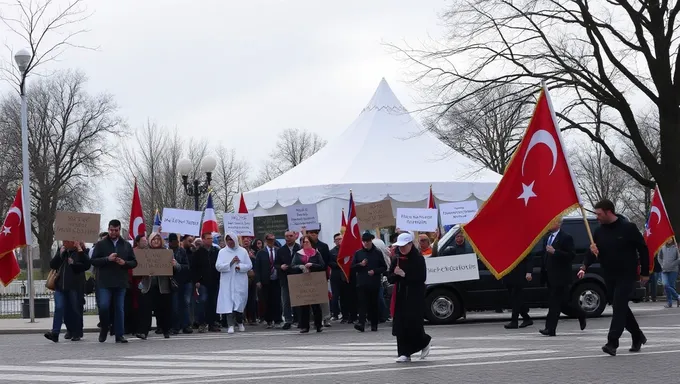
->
xmin=14 ymin=48 xmax=35 ymax=323
xmin=178 ymin=156 xmax=217 ymax=211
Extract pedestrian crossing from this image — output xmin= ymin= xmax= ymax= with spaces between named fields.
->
xmin=0 ymin=342 xmax=559 ymax=383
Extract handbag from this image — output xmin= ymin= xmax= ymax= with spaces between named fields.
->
xmin=45 ymin=268 xmax=60 ymax=291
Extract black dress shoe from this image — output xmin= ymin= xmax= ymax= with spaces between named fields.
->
xmin=354 ymin=324 xmax=365 ymax=333
xmin=579 ymin=316 xmax=587 ymax=331
xmin=71 ymin=337 xmax=81 ymax=342
xmin=135 ymin=333 xmax=147 ymax=340
xmin=300 ymin=328 xmax=310 ymax=334
xmin=44 ymin=332 xmax=58 ymax=343
xmin=316 ymin=327 xmax=323 ymax=333
xmin=371 ymin=325 xmax=378 ymax=332
xmin=539 ymin=329 xmax=556 ymax=336
xmin=282 ymin=323 xmax=292 ymax=330
xmin=602 ymin=344 xmax=616 ymax=356
xmin=519 ymin=320 xmax=534 ymax=328
xmin=64 ymin=332 xmax=72 ymax=340
xmin=171 ymin=329 xmax=179 ymax=335
xmin=182 ymin=327 xmax=194 ymax=334
xmin=504 ymin=322 xmax=519 ymax=329
xmin=164 ymin=333 xmax=170 ymax=339
xmin=155 ymin=329 xmax=163 ymax=334
xmin=115 ymin=336 xmax=128 ymax=343
xmin=99 ymin=329 xmax=108 ymax=343
xmin=630 ymin=334 xmax=647 ymax=352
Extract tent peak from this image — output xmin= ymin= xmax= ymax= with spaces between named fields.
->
xmin=362 ymin=78 xmax=406 ymax=113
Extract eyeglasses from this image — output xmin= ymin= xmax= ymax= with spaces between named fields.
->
xmin=266 ymin=238 xmax=275 ymax=241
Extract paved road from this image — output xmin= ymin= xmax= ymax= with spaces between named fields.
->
xmin=0 ymin=304 xmax=678 ymax=383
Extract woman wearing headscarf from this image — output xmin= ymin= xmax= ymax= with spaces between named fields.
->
xmin=388 ymin=232 xmax=432 ymax=363
xmin=216 ymin=231 xmax=252 ymax=334
xmin=136 ymin=232 xmax=178 ymax=339
xmin=291 ymin=235 xmax=326 ymax=333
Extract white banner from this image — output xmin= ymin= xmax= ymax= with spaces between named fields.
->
xmin=425 ymin=253 xmax=480 ymax=284
xmin=396 ymin=208 xmax=438 ymax=232
xmin=286 ymin=204 xmax=320 ymax=231
xmin=439 ymin=201 xmax=478 ymax=226
xmin=224 ymin=213 xmax=254 ymax=236
xmin=161 ymin=208 xmax=202 ymax=236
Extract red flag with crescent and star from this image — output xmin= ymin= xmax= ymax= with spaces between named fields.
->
xmin=0 ymin=187 xmax=28 ymax=286
xmin=128 ymin=181 xmax=146 ymax=241
xmin=337 ymin=191 xmax=362 ymax=280
xmin=643 ymin=186 xmax=675 ymax=273
xmin=461 ymin=85 xmax=582 ymax=279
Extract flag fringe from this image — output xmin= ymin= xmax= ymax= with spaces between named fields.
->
xmin=648 ymin=236 xmax=675 ymax=274
xmin=462 ymin=203 xmax=580 ymax=280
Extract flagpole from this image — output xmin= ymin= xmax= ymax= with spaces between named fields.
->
xmin=579 ymin=205 xmax=595 ymax=245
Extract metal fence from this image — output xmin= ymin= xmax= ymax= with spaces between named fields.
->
xmin=0 ymin=280 xmax=97 ymax=318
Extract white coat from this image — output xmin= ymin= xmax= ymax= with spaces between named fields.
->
xmin=215 ymin=232 xmax=252 ymax=314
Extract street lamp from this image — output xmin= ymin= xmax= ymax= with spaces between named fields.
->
xmin=14 ymin=48 xmax=35 ymax=323
xmin=178 ymin=156 xmax=217 ymax=211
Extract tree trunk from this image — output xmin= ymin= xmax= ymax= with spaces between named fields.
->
xmin=657 ymin=110 xmax=680 ymax=237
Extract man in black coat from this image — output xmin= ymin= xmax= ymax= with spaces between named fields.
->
xmin=351 ymin=232 xmax=388 ymax=332
xmin=579 ymin=200 xmax=649 ymax=356
xmin=191 ymin=233 xmax=221 ymax=332
xmin=169 ymin=233 xmax=192 ymax=334
xmin=254 ymin=233 xmax=282 ymax=328
xmin=539 ymin=218 xmax=586 ymax=336
xmin=503 ymin=254 xmax=533 ymax=329
xmin=275 ymin=230 xmax=300 ymax=329
xmin=91 ymin=219 xmax=137 ymax=343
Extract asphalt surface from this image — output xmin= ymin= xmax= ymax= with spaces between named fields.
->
xmin=0 ymin=304 xmax=678 ymax=383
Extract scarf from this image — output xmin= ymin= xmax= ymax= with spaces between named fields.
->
xmin=301 ymin=247 xmax=316 ymax=264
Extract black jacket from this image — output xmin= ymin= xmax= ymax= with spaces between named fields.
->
xmin=254 ymin=246 xmax=279 ymax=285
xmin=170 ymin=246 xmax=190 ymax=284
xmin=503 ymin=255 xmax=533 ymax=287
xmin=584 ymin=215 xmax=649 ymax=279
xmin=90 ymin=237 xmax=137 ymax=289
xmin=50 ymin=248 xmax=90 ymax=292
xmin=329 ymin=245 xmax=344 ymax=282
xmin=290 ymin=250 xmax=326 ymax=274
xmin=541 ymin=230 xmax=576 ymax=287
xmin=312 ymin=239 xmax=331 ymax=277
xmin=275 ymin=243 xmax=300 ymax=281
xmin=191 ymin=245 xmax=220 ymax=286
xmin=351 ymin=245 xmax=388 ymax=287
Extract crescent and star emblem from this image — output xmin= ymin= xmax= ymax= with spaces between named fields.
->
xmin=1 ymin=206 xmax=22 ymax=236
xmin=646 ymin=206 xmax=662 ymax=236
xmin=132 ymin=216 xmax=144 ymax=237
xmin=517 ymin=129 xmax=559 ymax=207
xmin=349 ymin=217 xmax=359 ymax=238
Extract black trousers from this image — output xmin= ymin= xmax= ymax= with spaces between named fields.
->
xmin=260 ymin=281 xmax=282 ymax=324
xmin=245 ymin=280 xmax=258 ymax=323
xmin=138 ymin=289 xmax=172 ymax=335
xmin=606 ymin=276 xmax=642 ymax=348
xmin=397 ymin=331 xmax=432 ymax=357
xmin=206 ymin=284 xmax=219 ymax=326
xmin=358 ymin=285 xmax=380 ymax=327
xmin=507 ymin=285 xmax=530 ymax=322
xmin=300 ymin=304 xmax=322 ymax=330
xmin=545 ymin=284 xmax=568 ymax=331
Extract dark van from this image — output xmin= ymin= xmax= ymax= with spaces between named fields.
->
xmin=424 ymin=217 xmax=646 ymax=324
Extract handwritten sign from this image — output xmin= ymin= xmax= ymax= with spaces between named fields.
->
xmin=396 ymin=208 xmax=438 ymax=232
xmin=161 ymin=208 xmax=202 ymax=236
xmin=355 ymin=200 xmax=394 ymax=230
xmin=224 ymin=213 xmax=254 ymax=236
xmin=425 ymin=253 xmax=480 ymax=284
xmin=54 ymin=211 xmax=101 ymax=243
xmin=133 ymin=249 xmax=174 ymax=276
xmin=287 ymin=271 xmax=329 ymax=307
xmin=286 ymin=204 xmax=320 ymax=231
xmin=439 ymin=201 xmax=478 ymax=226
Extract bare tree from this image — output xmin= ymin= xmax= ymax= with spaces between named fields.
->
xmin=395 ymin=0 xmax=680 ymax=235
xmin=426 ymin=84 xmax=532 ymax=174
xmin=212 ymin=145 xmax=249 ymax=214
xmin=572 ymin=141 xmax=628 ymax=210
xmin=0 ymin=70 xmax=123 ymax=272
xmin=255 ymin=128 xmax=326 ymax=186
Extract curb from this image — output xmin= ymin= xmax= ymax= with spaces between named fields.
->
xmin=0 ymin=327 xmax=101 ymax=335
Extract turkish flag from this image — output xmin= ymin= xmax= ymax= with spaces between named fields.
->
xmin=337 ymin=191 xmax=362 ymax=280
xmin=0 ymin=187 xmax=28 ymax=260
xmin=0 ymin=251 xmax=21 ymax=286
xmin=128 ymin=181 xmax=146 ymax=241
xmin=643 ymin=186 xmax=675 ymax=273
xmin=238 ymin=192 xmax=248 ymax=214
xmin=461 ymin=86 xmax=582 ymax=279
xmin=340 ymin=208 xmax=347 ymax=235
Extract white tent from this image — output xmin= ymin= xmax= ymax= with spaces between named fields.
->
xmin=244 ymin=78 xmax=502 ymax=243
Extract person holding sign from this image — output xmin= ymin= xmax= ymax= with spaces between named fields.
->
xmin=137 ymin=233 xmax=177 ymax=339
xmin=216 ymin=231 xmax=253 ymax=334
xmin=291 ymin=235 xmax=327 ymax=333
xmin=388 ymin=232 xmax=431 ymax=363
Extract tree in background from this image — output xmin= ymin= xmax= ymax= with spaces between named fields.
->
xmin=254 ymin=128 xmax=326 ymax=187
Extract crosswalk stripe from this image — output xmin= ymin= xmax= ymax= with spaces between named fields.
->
xmin=42 ymin=359 xmax=342 ymax=369
xmin=0 ymin=373 xmax=176 ymax=383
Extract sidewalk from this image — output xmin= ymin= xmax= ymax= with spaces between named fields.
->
xmin=0 ymin=301 xmax=667 ymax=335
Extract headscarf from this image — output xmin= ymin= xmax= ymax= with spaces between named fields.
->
xmin=372 ymin=239 xmax=392 ymax=268
xmin=148 ymin=232 xmax=164 ymax=249
xmin=224 ymin=231 xmax=241 ymax=250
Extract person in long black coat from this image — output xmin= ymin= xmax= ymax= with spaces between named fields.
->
xmin=502 ymin=254 xmax=533 ymax=329
xmin=388 ymin=233 xmax=431 ymax=363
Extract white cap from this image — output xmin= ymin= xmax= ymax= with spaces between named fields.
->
xmin=393 ymin=232 xmax=414 ymax=247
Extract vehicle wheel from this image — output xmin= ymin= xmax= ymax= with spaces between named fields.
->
xmin=570 ymin=282 xmax=606 ymax=318
xmin=425 ymin=289 xmax=462 ymax=324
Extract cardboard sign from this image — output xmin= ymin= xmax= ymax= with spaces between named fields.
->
xmin=355 ymin=200 xmax=395 ymax=230
xmin=425 ymin=253 xmax=480 ymax=284
xmin=439 ymin=201 xmax=479 ymax=226
xmin=287 ymin=271 xmax=329 ymax=307
xmin=286 ymin=204 xmax=320 ymax=231
xmin=224 ymin=213 xmax=254 ymax=236
xmin=54 ymin=211 xmax=101 ymax=243
xmin=161 ymin=208 xmax=202 ymax=236
xmin=396 ymin=208 xmax=438 ymax=232
xmin=253 ymin=214 xmax=288 ymax=240
xmin=133 ymin=249 xmax=174 ymax=276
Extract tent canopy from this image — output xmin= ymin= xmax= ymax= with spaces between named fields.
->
xmin=245 ymin=78 xmax=501 ymax=211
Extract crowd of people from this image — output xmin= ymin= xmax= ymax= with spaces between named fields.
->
xmin=43 ymin=219 xmax=432 ymax=362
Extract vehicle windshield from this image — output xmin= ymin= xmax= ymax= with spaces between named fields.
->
xmin=437 ymin=225 xmax=461 ymax=252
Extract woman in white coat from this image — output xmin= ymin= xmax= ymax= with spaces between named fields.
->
xmin=216 ymin=231 xmax=252 ymax=334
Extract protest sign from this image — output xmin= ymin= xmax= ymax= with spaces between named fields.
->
xmin=355 ymin=200 xmax=394 ymax=230
xmin=133 ymin=249 xmax=174 ymax=276
xmin=425 ymin=253 xmax=480 ymax=284
xmin=54 ymin=211 xmax=101 ymax=243
xmin=224 ymin=213 xmax=254 ymax=236
xmin=396 ymin=208 xmax=438 ymax=232
xmin=161 ymin=208 xmax=202 ymax=236
xmin=439 ymin=201 xmax=479 ymax=226
xmin=287 ymin=271 xmax=329 ymax=307
xmin=286 ymin=204 xmax=320 ymax=231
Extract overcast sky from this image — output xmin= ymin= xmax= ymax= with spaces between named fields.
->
xmin=1 ymin=0 xmax=448 ymax=222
